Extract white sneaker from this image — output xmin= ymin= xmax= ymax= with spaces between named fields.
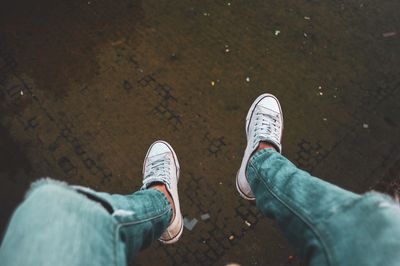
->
xmin=236 ymin=94 xmax=284 ymax=200
xmin=142 ymin=140 xmax=183 ymax=244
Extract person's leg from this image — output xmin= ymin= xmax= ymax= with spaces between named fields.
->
xmin=0 ymin=179 xmax=171 ymax=266
xmin=73 ymin=140 xmax=183 ymax=255
xmin=237 ymin=94 xmax=400 ymax=265
xmin=248 ymin=147 xmax=400 ymax=265
xmin=0 ymin=140 xmax=183 ymax=266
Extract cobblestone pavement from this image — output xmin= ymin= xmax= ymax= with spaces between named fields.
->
xmin=1 ymin=1 xmax=400 ymax=265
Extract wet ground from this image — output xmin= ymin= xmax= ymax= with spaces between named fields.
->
xmin=1 ymin=0 xmax=400 ymax=265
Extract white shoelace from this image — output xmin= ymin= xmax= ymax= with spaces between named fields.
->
xmin=252 ymin=110 xmax=281 ymax=149
xmin=143 ymin=155 xmax=172 ymax=189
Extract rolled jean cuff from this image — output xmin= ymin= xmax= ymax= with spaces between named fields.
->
xmin=248 ymin=148 xmax=277 ymax=167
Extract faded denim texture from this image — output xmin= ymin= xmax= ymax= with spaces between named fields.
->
xmin=248 ymin=148 xmax=400 ymax=266
xmin=0 ymin=179 xmax=172 ymax=266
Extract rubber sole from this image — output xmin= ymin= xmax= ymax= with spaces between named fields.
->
xmin=236 ymin=171 xmax=255 ymax=201
xmin=159 ymin=215 xmax=184 ymax=244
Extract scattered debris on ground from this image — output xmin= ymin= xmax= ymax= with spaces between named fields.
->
xmin=111 ymin=39 xmax=125 ymax=46
xmin=201 ymin=213 xmax=211 ymax=220
xmin=382 ymin=32 xmax=396 ymax=38
xmin=183 ymin=217 xmax=198 ymax=231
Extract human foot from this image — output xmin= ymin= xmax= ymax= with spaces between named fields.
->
xmin=236 ymin=94 xmax=284 ymax=200
xmin=257 ymin=141 xmax=277 ymax=152
xmin=142 ymin=140 xmax=183 ymax=244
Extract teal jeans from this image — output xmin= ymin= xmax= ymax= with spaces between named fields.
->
xmin=248 ymin=149 xmax=400 ymax=266
xmin=0 ymin=179 xmax=172 ymax=266
xmin=2 ymin=150 xmax=400 ymax=266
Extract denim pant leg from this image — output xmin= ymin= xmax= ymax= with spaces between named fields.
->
xmin=247 ymin=149 xmax=400 ymax=266
xmin=0 ymin=178 xmax=172 ymax=266
xmin=73 ymin=184 xmax=172 ymax=263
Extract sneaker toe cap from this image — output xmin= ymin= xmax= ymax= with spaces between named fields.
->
xmin=258 ymin=95 xmax=280 ymax=113
xmin=148 ymin=141 xmax=171 ymax=157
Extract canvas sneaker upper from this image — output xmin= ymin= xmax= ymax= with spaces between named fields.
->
xmin=236 ymin=94 xmax=284 ymax=200
xmin=142 ymin=140 xmax=183 ymax=244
